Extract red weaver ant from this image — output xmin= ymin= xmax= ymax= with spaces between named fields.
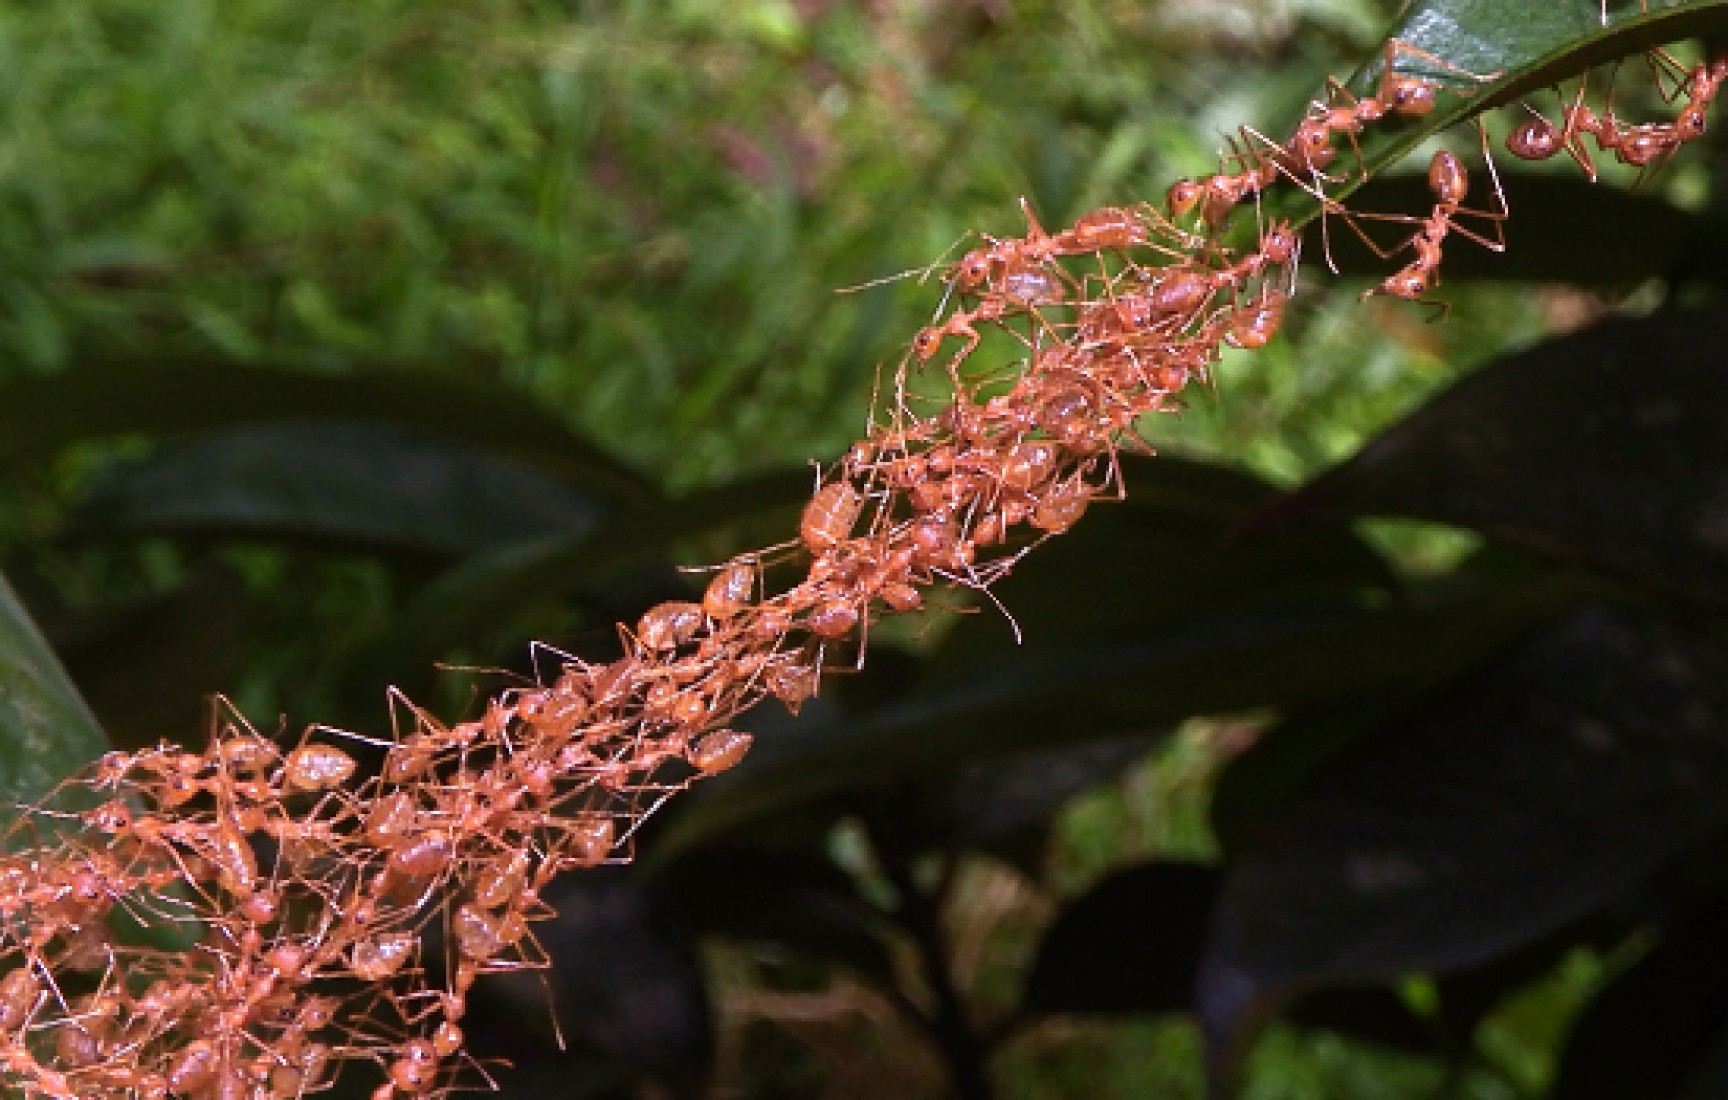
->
xmin=1357 ymin=145 xmax=1507 ymax=316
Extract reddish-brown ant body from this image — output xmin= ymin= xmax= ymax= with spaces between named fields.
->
xmin=1508 ymin=55 xmax=1728 ymax=182
xmin=1360 ymin=148 xmax=1506 ymax=314
xmin=8 ymin=31 xmax=1726 ymax=1099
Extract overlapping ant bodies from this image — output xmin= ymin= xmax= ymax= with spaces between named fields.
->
xmin=1508 ymin=53 xmax=1728 ymax=183
xmin=0 ymin=29 xmax=1720 ymax=1100
xmin=1165 ymin=39 xmax=1499 ymax=233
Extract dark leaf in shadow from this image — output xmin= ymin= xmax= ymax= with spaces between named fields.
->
xmin=1244 ymin=307 xmax=1728 ymax=610
xmin=1199 ymin=609 xmax=1728 ymax=1088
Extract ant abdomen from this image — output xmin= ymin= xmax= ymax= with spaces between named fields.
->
xmin=801 ymin=481 xmax=863 ymax=553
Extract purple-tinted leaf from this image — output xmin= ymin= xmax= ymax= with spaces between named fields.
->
xmin=1200 ymin=609 xmax=1728 ymax=1086
xmin=1245 ymin=307 xmax=1728 ymax=609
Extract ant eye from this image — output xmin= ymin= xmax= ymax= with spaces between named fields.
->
xmin=958 ymin=252 xmax=992 ymax=285
xmin=1166 ymin=179 xmax=1201 ymax=216
xmin=1394 ymin=82 xmax=1436 ymax=115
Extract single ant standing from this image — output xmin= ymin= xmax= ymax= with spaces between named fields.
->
xmin=1359 ymin=143 xmax=1507 ymax=316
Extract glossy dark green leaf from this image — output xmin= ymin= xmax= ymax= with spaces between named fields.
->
xmin=1211 ymin=701 xmax=1414 ymax=858
xmin=1267 ymin=0 xmax=1728 ymax=231
xmin=1246 ymin=306 xmax=1728 ymax=609
xmin=74 ymin=421 xmax=603 ymax=559
xmin=650 ymin=567 xmax=1574 ymax=863
xmin=385 ymin=468 xmax=812 ymax=662
xmin=1214 ymin=567 xmax=1609 ymax=849
xmin=939 ymin=733 xmax=1159 ymax=851
xmin=848 ymin=729 xmax=1162 ymax=879
xmin=0 ymin=572 xmax=107 ymax=804
xmin=1199 ymin=609 xmax=1728 ymax=1089
xmin=1024 ymin=861 xmax=1438 ymax=1051
xmin=0 ymin=357 xmax=650 ymax=502
xmin=938 ymin=454 xmax=1401 ymax=663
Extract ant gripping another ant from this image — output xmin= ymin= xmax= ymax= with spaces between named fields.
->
xmin=1507 ymin=50 xmax=1728 ymax=185
xmin=1168 ymin=38 xmax=1499 ymax=231
xmin=909 ymin=197 xmax=1202 ymax=391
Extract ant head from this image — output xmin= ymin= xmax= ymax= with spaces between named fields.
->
xmin=1386 ymin=76 xmax=1437 ymax=117
xmin=1261 ymin=223 xmax=1297 ymax=264
xmin=911 ymin=327 xmax=943 ymax=361
xmin=1290 ymin=119 xmax=1332 ymax=161
xmin=1388 ymin=272 xmax=1430 ymax=299
xmin=956 ymin=251 xmax=994 ymax=287
xmin=1165 ymin=179 xmax=1201 ymax=218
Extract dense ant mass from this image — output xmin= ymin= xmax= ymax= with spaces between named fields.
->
xmin=0 ymin=30 xmax=1719 ymax=1100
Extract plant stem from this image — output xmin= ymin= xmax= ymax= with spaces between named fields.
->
xmin=883 ymin=850 xmax=995 ymax=1100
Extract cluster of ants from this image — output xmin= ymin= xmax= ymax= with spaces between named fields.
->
xmin=0 ymin=31 xmax=1722 ymax=1100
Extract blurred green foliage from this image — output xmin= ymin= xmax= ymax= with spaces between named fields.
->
xmin=0 ymin=0 xmax=1488 ymax=487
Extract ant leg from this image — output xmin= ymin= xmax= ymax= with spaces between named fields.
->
xmin=1643 ymin=43 xmax=1689 ymax=103
xmin=1017 ymin=195 xmax=1050 ymax=243
xmin=941 ymin=324 xmax=983 ymax=391
xmin=1324 ymin=198 xmax=1424 ymax=262
xmin=934 ymin=564 xmax=1024 ymax=643
xmin=527 ymin=640 xmax=590 ymax=686
xmin=1385 ymin=37 xmax=1504 ymax=88
xmin=1557 ymin=73 xmax=1601 ymax=180
xmin=1446 ymin=121 xmax=1510 ymax=253
xmin=1323 ymin=76 xmax=1373 ymax=178
xmin=1377 ymin=37 xmax=1502 ymax=117
xmin=1418 ymin=294 xmax=1453 ymax=323
xmin=834 ymin=234 xmax=965 ymax=294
